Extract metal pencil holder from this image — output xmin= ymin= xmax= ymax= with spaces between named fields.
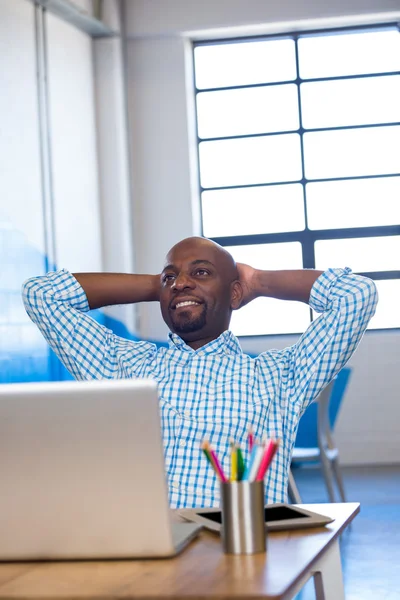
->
xmin=220 ymin=480 xmax=266 ymax=555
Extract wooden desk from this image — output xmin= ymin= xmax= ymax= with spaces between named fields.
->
xmin=0 ymin=503 xmax=359 ymax=600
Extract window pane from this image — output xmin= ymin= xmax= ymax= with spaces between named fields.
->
xmin=298 ymin=29 xmax=400 ymax=79
xmin=194 ymin=39 xmax=296 ymax=90
xmin=225 ymin=241 xmax=304 ymax=270
xmin=307 ymin=177 xmax=400 ymax=230
xmin=230 ymin=296 xmax=311 ymax=336
xmin=197 ymin=84 xmax=299 ymax=139
xmin=300 ymin=75 xmax=400 ymax=129
xmin=315 ymin=236 xmax=400 ymax=273
xmin=202 ymin=184 xmax=305 ymax=237
xmin=303 ymin=126 xmax=400 ymax=179
xmin=368 ymin=280 xmax=400 ymax=329
xmin=226 ymin=242 xmax=309 ymax=335
xmin=199 ymin=134 xmax=302 ymax=188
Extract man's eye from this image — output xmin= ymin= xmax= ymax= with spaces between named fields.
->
xmin=163 ymin=274 xmax=176 ymax=284
xmin=195 ymin=269 xmax=209 ymax=276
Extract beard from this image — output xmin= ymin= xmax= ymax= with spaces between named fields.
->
xmin=170 ymin=304 xmax=207 ymax=335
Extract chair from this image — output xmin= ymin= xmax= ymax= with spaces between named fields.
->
xmin=288 ymin=367 xmax=352 ymax=504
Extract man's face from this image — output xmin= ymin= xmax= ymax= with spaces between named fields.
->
xmin=159 ymin=238 xmax=240 ymax=349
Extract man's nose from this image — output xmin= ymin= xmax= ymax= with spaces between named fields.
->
xmin=173 ymin=273 xmax=195 ymax=290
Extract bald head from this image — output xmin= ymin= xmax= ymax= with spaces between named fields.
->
xmin=159 ymin=236 xmax=242 ymax=349
xmin=166 ymin=237 xmax=238 ymax=284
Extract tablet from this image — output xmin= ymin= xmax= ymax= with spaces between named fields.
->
xmin=177 ymin=503 xmax=334 ymax=532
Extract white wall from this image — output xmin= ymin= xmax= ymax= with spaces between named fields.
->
xmin=124 ymin=0 xmax=400 ymax=38
xmin=0 ymin=0 xmax=45 ymax=252
xmin=126 ymin=35 xmax=201 ymax=339
xmin=69 ymin=0 xmax=121 ymax=31
xmin=0 ymin=0 xmax=106 ymax=381
xmin=46 ymin=12 xmax=102 ymax=272
xmin=124 ymin=0 xmax=400 ymax=464
xmin=93 ymin=4 xmax=136 ymax=330
xmin=45 ymin=2 xmax=135 ymax=330
xmin=0 ymin=0 xmax=49 ymax=379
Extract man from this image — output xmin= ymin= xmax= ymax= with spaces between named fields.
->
xmin=22 ymin=236 xmax=378 ymax=508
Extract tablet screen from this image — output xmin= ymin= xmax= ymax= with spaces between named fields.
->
xmin=196 ymin=505 xmax=309 ymax=524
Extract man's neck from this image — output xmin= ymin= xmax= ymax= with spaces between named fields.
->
xmin=178 ymin=329 xmax=228 ymax=351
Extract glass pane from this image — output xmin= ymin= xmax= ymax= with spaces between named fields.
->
xmin=199 ymin=134 xmax=302 ymax=188
xmin=307 ymin=177 xmax=400 ymax=230
xmin=301 ymin=75 xmax=400 ymax=129
xmin=368 ymin=280 xmax=400 ymax=329
xmin=230 ymin=296 xmax=311 ymax=336
xmin=202 ymin=184 xmax=305 ymax=237
xmin=303 ymin=126 xmax=400 ymax=180
xmin=197 ymin=84 xmax=299 ymax=139
xmin=315 ymin=236 xmax=400 ymax=273
xmin=194 ymin=39 xmax=296 ymax=90
xmin=226 ymin=242 xmax=309 ymax=336
xmin=225 ymin=241 xmax=304 ymax=270
xmin=298 ymin=29 xmax=400 ymax=79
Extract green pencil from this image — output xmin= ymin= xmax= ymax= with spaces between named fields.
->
xmin=237 ymin=446 xmax=245 ymax=480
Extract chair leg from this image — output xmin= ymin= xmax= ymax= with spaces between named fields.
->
xmin=288 ymin=469 xmax=303 ymax=504
xmin=320 ymin=453 xmax=336 ymax=503
xmin=331 ymin=457 xmax=347 ymax=502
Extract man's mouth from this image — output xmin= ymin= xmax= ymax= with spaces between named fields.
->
xmin=174 ymin=300 xmax=201 ymax=310
xmin=170 ymin=297 xmax=203 ymax=310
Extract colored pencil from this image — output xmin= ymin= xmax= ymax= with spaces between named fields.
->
xmin=248 ymin=428 xmax=254 ymax=453
xmin=247 ymin=444 xmax=265 ymax=482
xmin=209 ymin=446 xmax=228 ymax=483
xmin=242 ymin=443 xmax=262 ymax=481
xmin=230 ymin=441 xmax=238 ymax=481
xmin=237 ymin=446 xmax=245 ymax=481
xmin=201 ymin=441 xmax=228 ymax=483
xmin=201 ymin=441 xmax=215 ymax=470
xmin=255 ymin=439 xmax=280 ymax=481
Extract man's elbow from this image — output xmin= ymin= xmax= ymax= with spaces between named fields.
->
xmin=354 ymin=275 xmax=379 ymax=320
xmin=21 ymin=275 xmax=45 ymax=310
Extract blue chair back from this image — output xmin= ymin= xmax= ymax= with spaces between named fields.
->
xmin=294 ymin=367 xmax=352 ymax=448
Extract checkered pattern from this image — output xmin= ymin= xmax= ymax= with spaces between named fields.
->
xmin=22 ymin=268 xmax=377 ymax=508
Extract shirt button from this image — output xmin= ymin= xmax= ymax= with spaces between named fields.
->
xmin=172 ymin=481 xmax=179 ymax=489
xmin=184 ymin=411 xmax=191 ymax=418
xmin=179 ymin=440 xmax=186 ymax=447
xmin=190 ymin=375 xmax=196 ymax=382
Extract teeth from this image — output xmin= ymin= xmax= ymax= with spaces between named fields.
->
xmin=175 ymin=301 xmax=199 ymax=308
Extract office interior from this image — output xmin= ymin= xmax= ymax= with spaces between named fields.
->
xmin=0 ymin=0 xmax=399 ymax=597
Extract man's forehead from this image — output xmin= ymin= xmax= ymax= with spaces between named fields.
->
xmin=162 ymin=257 xmax=216 ymax=271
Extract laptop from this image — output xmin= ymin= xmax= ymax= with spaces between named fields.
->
xmin=0 ymin=378 xmax=201 ymax=560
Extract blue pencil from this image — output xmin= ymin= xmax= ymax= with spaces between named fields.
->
xmin=242 ymin=444 xmax=263 ymax=481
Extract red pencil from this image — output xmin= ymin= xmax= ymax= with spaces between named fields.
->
xmin=248 ymin=428 xmax=254 ymax=453
xmin=255 ymin=439 xmax=280 ymax=481
xmin=209 ymin=446 xmax=228 ymax=483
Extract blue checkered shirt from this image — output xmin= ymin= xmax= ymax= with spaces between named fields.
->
xmin=22 ymin=268 xmax=377 ymax=508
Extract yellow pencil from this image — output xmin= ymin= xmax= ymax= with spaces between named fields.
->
xmin=230 ymin=441 xmax=238 ymax=482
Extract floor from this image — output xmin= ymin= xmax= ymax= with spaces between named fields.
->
xmin=292 ymin=465 xmax=400 ymax=600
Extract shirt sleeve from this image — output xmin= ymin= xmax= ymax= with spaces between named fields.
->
xmin=21 ymin=269 xmax=154 ymax=380
xmin=265 ymin=268 xmax=378 ymax=415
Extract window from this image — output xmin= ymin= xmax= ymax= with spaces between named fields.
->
xmin=193 ymin=25 xmax=400 ymax=335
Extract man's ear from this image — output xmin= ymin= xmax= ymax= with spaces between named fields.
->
xmin=230 ymin=280 xmax=243 ymax=310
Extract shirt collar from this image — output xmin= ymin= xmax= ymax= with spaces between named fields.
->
xmin=168 ymin=330 xmax=242 ymax=356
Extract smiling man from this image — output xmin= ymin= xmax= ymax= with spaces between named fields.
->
xmin=159 ymin=238 xmax=242 ymax=348
xmin=22 ymin=236 xmax=378 ymax=508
